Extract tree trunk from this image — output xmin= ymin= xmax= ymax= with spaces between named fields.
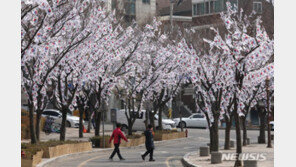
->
xmin=60 ymin=108 xmax=67 ymax=141
xmin=95 ymin=111 xmax=101 ymax=136
xmin=241 ymin=116 xmax=247 ymax=146
xmin=258 ymin=109 xmax=266 ymax=144
xmin=127 ymin=119 xmax=133 ymax=135
xmin=224 ymin=115 xmax=232 ymax=150
xmin=28 ymin=103 xmax=37 ymax=144
xmin=158 ymin=106 xmax=163 ymax=130
xmin=267 ymin=113 xmax=272 ymax=148
xmin=210 ymin=116 xmax=219 ymax=152
xmin=234 ymin=111 xmax=242 ymax=167
xmin=79 ymin=110 xmax=84 ymax=138
xmin=35 ymin=110 xmax=42 ymax=142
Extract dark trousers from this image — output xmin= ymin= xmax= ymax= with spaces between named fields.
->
xmin=109 ymin=144 xmax=123 ymax=159
xmin=143 ymin=147 xmax=154 ymax=160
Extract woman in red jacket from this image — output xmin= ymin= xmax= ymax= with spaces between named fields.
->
xmin=109 ymin=123 xmax=128 ymax=160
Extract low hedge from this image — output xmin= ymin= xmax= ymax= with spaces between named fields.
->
xmin=126 ymin=133 xmax=143 ymax=139
xmin=21 ymin=140 xmax=81 ymax=158
xmin=154 ymin=129 xmax=178 ymax=134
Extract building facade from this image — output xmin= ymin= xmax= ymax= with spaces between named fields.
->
xmin=109 ymin=0 xmax=156 ymax=25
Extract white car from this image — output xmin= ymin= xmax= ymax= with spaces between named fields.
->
xmin=42 ymin=109 xmax=83 ymax=128
xmin=173 ymin=113 xmax=207 ymax=128
xmin=115 ymin=109 xmax=176 ymax=131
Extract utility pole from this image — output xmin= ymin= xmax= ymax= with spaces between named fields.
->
xmin=266 ymin=77 xmax=272 ymax=148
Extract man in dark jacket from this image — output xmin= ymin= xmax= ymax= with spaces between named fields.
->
xmin=109 ymin=123 xmax=128 ymax=160
xmin=141 ymin=124 xmax=155 ymax=161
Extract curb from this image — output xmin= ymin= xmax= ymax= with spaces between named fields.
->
xmin=36 ymin=148 xmax=113 ymax=167
xmin=181 ymin=151 xmax=199 ymax=167
xmin=37 ymin=136 xmax=188 ymax=167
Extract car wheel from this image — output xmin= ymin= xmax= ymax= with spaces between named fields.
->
xmin=179 ymin=122 xmax=186 ymax=128
xmin=66 ymin=121 xmax=71 ymax=128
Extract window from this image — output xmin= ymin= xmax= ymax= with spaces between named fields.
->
xmin=43 ymin=111 xmax=60 ymax=117
xmin=193 ymin=114 xmax=204 ymax=119
xmin=142 ymin=0 xmax=150 ymax=4
xmin=225 ymin=0 xmax=238 ymax=10
xmin=50 ymin=111 xmax=60 ymax=117
xmin=193 ymin=3 xmax=205 ymax=16
xmin=130 ymin=111 xmax=143 ymax=119
xmin=253 ymin=2 xmax=262 ymax=14
xmin=214 ymin=0 xmax=223 ymax=12
xmin=193 ymin=0 xmax=224 ymax=16
xmin=125 ymin=0 xmax=136 ymax=15
xmin=43 ymin=111 xmax=50 ymax=116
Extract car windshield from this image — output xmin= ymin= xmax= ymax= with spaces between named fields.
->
xmin=155 ymin=114 xmax=169 ymax=119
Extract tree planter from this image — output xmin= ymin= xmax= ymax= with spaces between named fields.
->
xmin=21 ymin=150 xmax=43 ymax=167
xmin=121 ymin=136 xmax=145 ymax=147
xmin=154 ymin=132 xmax=186 ymax=141
xmin=200 ymin=146 xmax=210 ymax=156
xmin=42 ymin=142 xmax=92 ymax=158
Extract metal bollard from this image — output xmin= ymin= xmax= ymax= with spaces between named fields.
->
xmin=230 ymin=140 xmax=235 ymax=148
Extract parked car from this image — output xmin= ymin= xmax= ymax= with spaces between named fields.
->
xmin=173 ymin=113 xmax=207 ymax=128
xmin=42 ymin=109 xmax=83 ymax=128
xmin=115 ymin=109 xmax=176 ymax=132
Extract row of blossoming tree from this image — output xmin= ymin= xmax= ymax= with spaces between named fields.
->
xmin=179 ymin=3 xmax=274 ymax=166
xmin=21 ymin=0 xmax=188 ymax=143
xmin=22 ymin=2 xmax=274 ymax=165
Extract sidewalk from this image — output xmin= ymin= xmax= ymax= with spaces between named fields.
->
xmin=22 ymin=123 xmax=114 ymax=143
xmin=183 ymin=143 xmax=274 ymax=167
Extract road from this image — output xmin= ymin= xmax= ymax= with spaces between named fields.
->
xmin=44 ymin=128 xmax=261 ymax=167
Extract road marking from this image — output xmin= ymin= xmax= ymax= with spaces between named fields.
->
xmin=165 ymin=156 xmax=174 ymax=167
xmin=77 ymin=155 xmax=106 ymax=167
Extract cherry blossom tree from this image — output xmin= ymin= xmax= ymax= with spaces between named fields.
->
xmin=21 ymin=0 xmax=96 ymax=143
xmin=84 ymin=17 xmax=143 ymax=136
xmin=115 ymin=36 xmax=157 ymax=135
xmin=141 ymin=35 xmax=187 ymax=131
xmin=175 ymin=34 xmax=233 ymax=152
xmin=204 ymin=3 xmax=274 ymax=166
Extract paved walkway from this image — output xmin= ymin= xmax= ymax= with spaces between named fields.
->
xmin=22 ymin=124 xmax=114 ymax=143
xmin=185 ymin=142 xmax=274 ymax=167
xmin=39 ymin=129 xmax=262 ymax=167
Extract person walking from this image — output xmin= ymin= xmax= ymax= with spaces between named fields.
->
xmin=141 ymin=124 xmax=155 ymax=161
xmin=109 ymin=123 xmax=128 ymax=160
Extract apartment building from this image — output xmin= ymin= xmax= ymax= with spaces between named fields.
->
xmin=109 ymin=0 xmax=156 ymax=25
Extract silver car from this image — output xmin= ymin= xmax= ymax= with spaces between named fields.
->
xmin=173 ymin=113 xmax=207 ymax=128
xmin=42 ymin=109 xmax=83 ymax=128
